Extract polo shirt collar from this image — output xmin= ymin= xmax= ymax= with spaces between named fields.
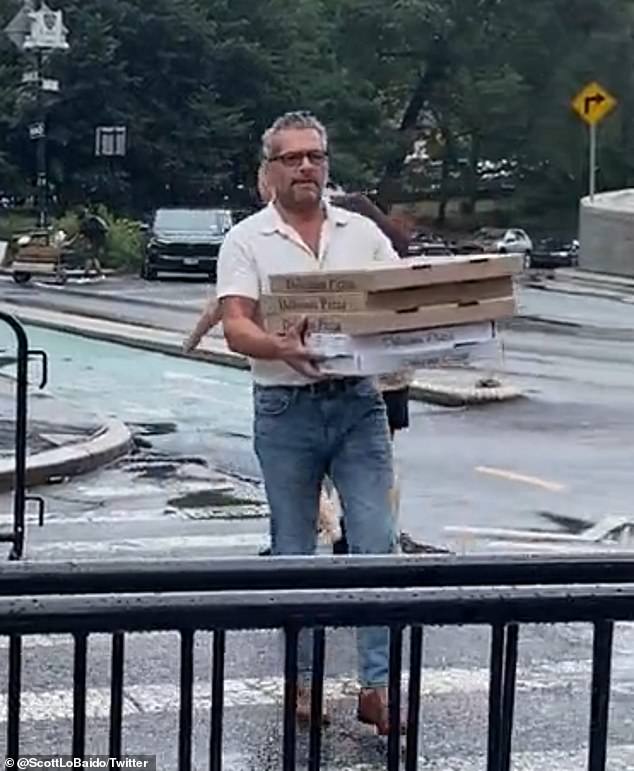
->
xmin=259 ymin=200 xmax=352 ymax=235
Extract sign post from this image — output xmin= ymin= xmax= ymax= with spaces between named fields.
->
xmin=4 ymin=1 xmax=70 ymax=229
xmin=571 ymin=81 xmax=618 ymax=201
xmin=589 ymin=123 xmax=597 ymax=200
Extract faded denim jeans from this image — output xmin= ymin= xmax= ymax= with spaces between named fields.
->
xmin=253 ymin=377 xmax=397 ymax=687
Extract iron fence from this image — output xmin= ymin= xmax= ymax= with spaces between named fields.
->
xmin=0 ymin=311 xmax=47 ymax=560
xmin=1 ymin=554 xmax=633 ymax=771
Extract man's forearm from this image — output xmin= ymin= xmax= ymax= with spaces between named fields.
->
xmin=192 ymin=314 xmax=212 ymax=341
xmin=185 ymin=312 xmax=212 ymax=350
xmin=186 ymin=302 xmax=222 ymax=347
xmin=209 ymin=302 xmax=223 ymax=328
xmin=224 ymin=317 xmax=284 ymax=360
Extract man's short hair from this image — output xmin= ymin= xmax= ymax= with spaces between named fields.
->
xmin=261 ymin=111 xmax=328 ymax=160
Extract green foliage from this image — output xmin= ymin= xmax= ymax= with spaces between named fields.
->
xmin=54 ymin=210 xmax=80 ymax=238
xmin=54 ymin=204 xmax=143 ymax=269
xmin=104 ymin=218 xmax=143 ymax=270
xmin=97 ymin=206 xmax=143 ymax=270
xmin=0 ymin=210 xmax=36 ymax=242
xmin=0 ymin=0 xmax=633 ymax=220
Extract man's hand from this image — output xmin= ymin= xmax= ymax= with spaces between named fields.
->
xmin=222 ymin=297 xmax=324 ymax=376
xmin=276 ymin=318 xmax=324 ymax=379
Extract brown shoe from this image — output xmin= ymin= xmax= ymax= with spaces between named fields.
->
xmin=357 ymin=687 xmax=406 ymax=736
xmin=297 ymin=686 xmax=330 ymax=726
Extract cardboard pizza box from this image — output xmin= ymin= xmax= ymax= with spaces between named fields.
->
xmin=265 ymin=297 xmax=516 ymax=335
xmin=268 ymin=254 xmax=522 ymax=294
xmin=318 ymin=340 xmax=500 ymax=376
xmin=261 ymin=292 xmax=368 ymax=315
xmin=307 ymin=321 xmax=496 ymax=358
xmin=262 ymin=276 xmax=513 ymax=315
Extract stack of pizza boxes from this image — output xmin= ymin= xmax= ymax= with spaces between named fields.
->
xmin=262 ymin=254 xmax=521 ymax=376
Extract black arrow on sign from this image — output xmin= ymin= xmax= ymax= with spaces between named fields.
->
xmin=584 ymin=93 xmax=605 ymax=114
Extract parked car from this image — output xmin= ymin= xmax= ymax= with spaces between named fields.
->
xmin=407 ymin=241 xmax=455 ymax=258
xmin=141 ymin=207 xmax=233 ymax=281
xmin=407 ymin=233 xmax=454 ymax=258
xmin=528 ymin=238 xmax=579 ymax=270
xmin=495 ymin=228 xmax=533 ymax=257
xmin=451 ymin=241 xmax=486 ymax=255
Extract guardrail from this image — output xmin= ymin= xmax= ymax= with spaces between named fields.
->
xmin=1 ymin=554 xmax=632 ymax=770
xmin=0 ymin=551 xmax=633 ymax=593
xmin=0 ymin=311 xmax=47 ymax=559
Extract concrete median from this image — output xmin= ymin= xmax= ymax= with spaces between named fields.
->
xmin=2 ymin=301 xmax=522 ymax=408
xmin=0 ymin=372 xmax=133 ymax=491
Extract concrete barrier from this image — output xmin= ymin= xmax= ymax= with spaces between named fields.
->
xmin=579 ymin=190 xmax=634 ymax=277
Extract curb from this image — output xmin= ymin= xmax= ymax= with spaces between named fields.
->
xmin=2 ymin=304 xmax=249 ymax=372
xmin=1 ymin=276 xmax=204 ymax=314
xmin=409 ymin=381 xmax=523 ymax=407
xmin=4 ymin=303 xmax=521 ymax=407
xmin=42 ymin=318 xmax=250 ymax=370
xmin=525 ymin=280 xmax=633 ymax=304
xmin=0 ymin=418 xmax=133 ymax=491
xmin=555 ymin=268 xmax=634 ymax=293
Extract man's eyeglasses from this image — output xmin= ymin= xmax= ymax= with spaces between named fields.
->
xmin=268 ymin=151 xmax=328 ymax=168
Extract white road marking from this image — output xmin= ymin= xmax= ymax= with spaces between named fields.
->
xmin=26 ymin=532 xmax=268 ymax=555
xmin=0 ymin=630 xmax=275 ymax=649
xmin=0 ymin=514 xmax=188 ymax=527
xmin=339 ymin=746 xmax=634 ymax=771
xmin=475 ymin=465 xmax=566 ymax=492
xmin=4 ymin=624 xmax=634 ymax=660
xmin=1 ymin=658 xmax=633 ymax=723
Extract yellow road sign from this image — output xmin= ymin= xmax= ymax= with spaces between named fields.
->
xmin=571 ymin=82 xmax=617 ymax=126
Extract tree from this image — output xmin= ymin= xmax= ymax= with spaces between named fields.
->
xmin=1 ymin=0 xmax=633 ymax=220
xmin=0 ymin=3 xmax=27 ymax=196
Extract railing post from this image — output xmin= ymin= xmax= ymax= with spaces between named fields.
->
xmin=0 ymin=312 xmax=49 ymax=559
xmin=588 ymin=621 xmax=614 ymax=771
xmin=487 ymin=624 xmax=505 ymax=771
xmin=0 ymin=312 xmax=30 ymax=560
xmin=283 ymin=626 xmax=299 ymax=771
xmin=500 ymin=624 xmax=519 ymax=771
xmin=405 ymin=626 xmax=424 ymax=771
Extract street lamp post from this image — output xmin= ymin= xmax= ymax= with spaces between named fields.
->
xmin=5 ymin=1 xmax=69 ymax=231
xmin=34 ymin=47 xmax=47 ymax=226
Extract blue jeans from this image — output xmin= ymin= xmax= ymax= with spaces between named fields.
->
xmin=253 ymin=377 xmax=397 ymax=688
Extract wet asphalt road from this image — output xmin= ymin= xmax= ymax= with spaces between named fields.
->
xmin=0 ymin=273 xmax=633 ymax=768
xmin=3 ymin=274 xmax=634 ymax=548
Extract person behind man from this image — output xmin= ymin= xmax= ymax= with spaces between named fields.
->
xmin=323 ymin=192 xmax=416 ymax=553
xmin=216 ymin=111 xmax=404 ymax=735
xmin=183 ymin=166 xmax=271 ymax=353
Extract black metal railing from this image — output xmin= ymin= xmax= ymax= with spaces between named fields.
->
xmin=0 ymin=311 xmax=48 ymax=560
xmin=0 ymin=551 xmax=632 ymax=594
xmin=1 ymin=554 xmax=633 ymax=770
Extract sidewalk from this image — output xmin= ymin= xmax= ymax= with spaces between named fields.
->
xmin=2 ymin=301 xmax=523 ymax=408
xmin=0 ymin=373 xmax=132 ymax=490
xmin=525 ymin=267 xmax=634 ymax=302
xmin=410 ymin=368 xmax=521 ymax=407
xmin=557 ymin=267 xmax=634 ymax=291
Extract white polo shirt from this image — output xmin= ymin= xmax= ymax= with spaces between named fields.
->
xmin=216 ymin=201 xmax=399 ymax=386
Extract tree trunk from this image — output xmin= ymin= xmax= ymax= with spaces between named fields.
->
xmin=375 ymin=41 xmax=449 ymax=211
xmin=464 ymin=133 xmax=480 ymax=216
xmin=375 ymin=74 xmax=429 ymax=212
xmin=437 ymin=156 xmax=450 ymax=226
xmin=436 ymin=127 xmax=454 ymax=226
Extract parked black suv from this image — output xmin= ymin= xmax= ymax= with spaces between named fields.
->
xmin=141 ymin=208 xmax=233 ymax=281
xmin=529 ymin=238 xmax=579 ymax=270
